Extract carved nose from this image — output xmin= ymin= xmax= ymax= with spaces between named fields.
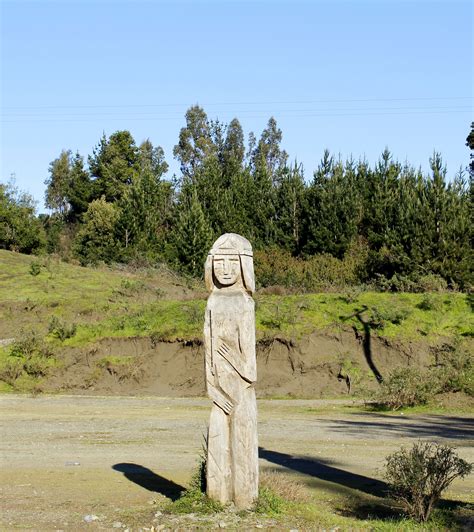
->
xmin=223 ymin=259 xmax=230 ymax=274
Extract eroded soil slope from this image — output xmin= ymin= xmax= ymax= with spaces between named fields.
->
xmin=44 ymin=329 xmax=447 ymax=398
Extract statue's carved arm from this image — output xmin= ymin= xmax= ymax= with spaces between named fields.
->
xmin=205 ymin=309 xmax=234 ymax=414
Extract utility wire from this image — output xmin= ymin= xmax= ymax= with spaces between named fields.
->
xmin=2 ymin=104 xmax=471 ymax=119
xmin=1 ymin=108 xmax=470 ymax=123
xmin=2 ymin=95 xmax=473 ymax=111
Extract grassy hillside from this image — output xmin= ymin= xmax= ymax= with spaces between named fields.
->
xmin=1 ymin=250 xmax=472 ymax=344
xmin=0 ymin=250 xmax=472 ymax=394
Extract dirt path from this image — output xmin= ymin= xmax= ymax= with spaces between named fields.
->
xmin=1 ymin=395 xmax=473 ymax=530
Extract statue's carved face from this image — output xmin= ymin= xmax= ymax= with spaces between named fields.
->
xmin=213 ymin=255 xmax=241 ymax=286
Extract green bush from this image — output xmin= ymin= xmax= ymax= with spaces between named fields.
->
xmin=29 ymin=260 xmax=42 ymax=276
xmin=417 ymin=294 xmax=443 ymax=311
xmin=417 ymin=274 xmax=448 ymax=292
xmin=374 ymin=367 xmax=432 ymax=410
xmin=48 ymin=316 xmax=77 ymax=341
xmin=367 ymin=304 xmax=411 ymax=329
xmin=385 ymin=441 xmax=472 ymax=522
xmin=254 ymin=247 xmax=359 ymax=292
xmin=0 ymin=332 xmax=55 ymax=386
xmin=433 ymin=343 xmax=474 ymax=396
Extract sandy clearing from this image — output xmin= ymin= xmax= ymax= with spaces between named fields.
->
xmin=1 ymin=395 xmax=473 ymax=530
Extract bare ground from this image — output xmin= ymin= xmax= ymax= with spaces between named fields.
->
xmin=1 ymin=395 xmax=473 ymax=530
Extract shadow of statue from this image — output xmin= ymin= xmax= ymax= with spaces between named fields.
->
xmin=259 ymin=447 xmax=388 ymax=497
xmin=112 ymin=463 xmax=185 ymax=501
xmin=341 ymin=305 xmax=384 ymax=384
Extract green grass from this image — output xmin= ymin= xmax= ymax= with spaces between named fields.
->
xmin=1 ymin=249 xmax=472 ymax=349
xmin=255 ymin=292 xmax=473 ymax=341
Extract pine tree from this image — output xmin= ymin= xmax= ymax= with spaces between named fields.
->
xmin=88 ymin=131 xmax=139 ymax=203
xmin=275 ymin=162 xmax=306 ymax=253
xmin=172 ymin=186 xmax=213 ymax=276
xmin=67 ymin=153 xmax=93 ymax=221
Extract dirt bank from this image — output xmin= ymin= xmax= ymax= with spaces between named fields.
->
xmin=44 ymin=328 xmax=440 ymax=398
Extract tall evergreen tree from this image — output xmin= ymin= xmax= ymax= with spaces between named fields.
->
xmin=67 ymin=153 xmax=93 ymax=221
xmin=303 ymin=151 xmax=360 ymax=258
xmin=275 ymin=162 xmax=306 ymax=254
xmin=171 ymin=186 xmax=213 ymax=275
xmin=118 ymin=140 xmax=172 ymax=256
xmin=88 ymin=130 xmax=139 ymax=203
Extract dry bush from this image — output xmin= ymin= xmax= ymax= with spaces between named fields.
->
xmin=259 ymin=469 xmax=310 ymax=503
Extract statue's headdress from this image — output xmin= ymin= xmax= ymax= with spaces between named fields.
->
xmin=205 ymin=233 xmax=255 ymax=294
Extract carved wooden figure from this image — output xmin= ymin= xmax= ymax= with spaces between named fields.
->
xmin=204 ymin=233 xmax=258 ymax=509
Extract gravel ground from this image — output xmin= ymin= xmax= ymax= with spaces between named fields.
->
xmin=1 ymin=395 xmax=473 ymax=530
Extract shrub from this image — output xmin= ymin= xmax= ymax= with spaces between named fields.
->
xmin=0 ymin=358 xmax=23 ymax=385
xmin=10 ymin=331 xmax=54 ymax=360
xmin=0 ymin=331 xmax=55 ymax=386
xmin=368 ymin=304 xmax=411 ymax=329
xmin=374 ymin=367 xmax=432 ymax=410
xmin=417 ymin=294 xmax=443 ymax=311
xmin=433 ymin=343 xmax=474 ymax=396
xmin=48 ymin=317 xmax=77 ymax=341
xmin=29 ymin=260 xmax=42 ymax=276
xmin=417 ymin=274 xmax=448 ymax=292
xmin=254 ymin=247 xmax=359 ymax=292
xmin=385 ymin=441 xmax=472 ymax=522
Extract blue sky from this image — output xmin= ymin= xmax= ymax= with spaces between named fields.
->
xmin=1 ymin=0 xmax=472 ymax=211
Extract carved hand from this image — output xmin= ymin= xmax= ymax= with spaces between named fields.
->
xmin=211 ymin=387 xmax=234 ymax=415
xmin=216 ymin=341 xmax=232 ymax=360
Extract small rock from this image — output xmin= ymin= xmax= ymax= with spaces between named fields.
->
xmin=83 ymin=514 xmax=99 ymax=523
xmin=112 ymin=522 xmax=123 ymax=528
xmin=154 ymin=511 xmax=162 ymax=518
xmin=219 ymin=522 xmax=227 ymax=529
xmin=256 ymin=526 xmax=263 ymax=529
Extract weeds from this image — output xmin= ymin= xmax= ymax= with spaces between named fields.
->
xmin=165 ymin=435 xmax=223 ymax=515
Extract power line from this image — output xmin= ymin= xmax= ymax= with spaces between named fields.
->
xmin=2 ymin=104 xmax=472 ymax=119
xmin=2 ymin=96 xmax=473 ymax=111
xmin=1 ymin=108 xmax=470 ymax=124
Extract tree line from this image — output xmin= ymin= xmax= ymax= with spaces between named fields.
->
xmin=2 ymin=108 xmax=473 ymax=290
